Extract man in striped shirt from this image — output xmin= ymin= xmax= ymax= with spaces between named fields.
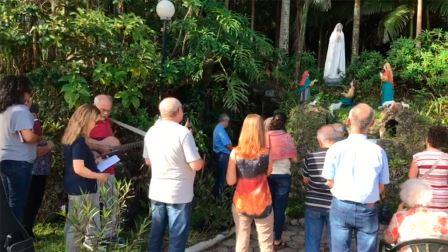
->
xmin=303 ymin=124 xmax=345 ymax=252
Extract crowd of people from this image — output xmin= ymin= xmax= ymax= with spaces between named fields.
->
xmin=0 ymin=75 xmax=447 ymax=252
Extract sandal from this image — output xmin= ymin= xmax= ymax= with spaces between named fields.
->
xmin=274 ymin=240 xmax=287 ymax=250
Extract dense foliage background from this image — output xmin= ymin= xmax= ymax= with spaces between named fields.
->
xmin=0 ymin=0 xmax=447 ymax=250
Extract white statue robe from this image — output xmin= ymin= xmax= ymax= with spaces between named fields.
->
xmin=324 ymin=23 xmax=346 ymax=84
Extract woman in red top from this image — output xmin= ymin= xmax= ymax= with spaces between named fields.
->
xmin=227 ymin=114 xmax=274 ymax=252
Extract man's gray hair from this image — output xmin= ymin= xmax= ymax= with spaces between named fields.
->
xmin=331 ymin=123 xmax=347 ymax=141
xmin=94 ymin=94 xmax=113 ymax=106
xmin=219 ymin=113 xmax=230 ymax=122
xmin=317 ymin=125 xmax=336 ymax=143
xmin=159 ymin=97 xmax=182 ymax=118
xmin=348 ymin=103 xmax=375 ymax=131
xmin=400 ymin=179 xmax=433 ymax=207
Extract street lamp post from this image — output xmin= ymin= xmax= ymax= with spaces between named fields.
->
xmin=156 ymin=0 xmax=175 ymax=65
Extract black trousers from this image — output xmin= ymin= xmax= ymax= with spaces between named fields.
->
xmin=22 ymin=175 xmax=47 ymax=237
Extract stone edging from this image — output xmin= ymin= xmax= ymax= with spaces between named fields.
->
xmin=186 ymin=228 xmax=236 ymax=252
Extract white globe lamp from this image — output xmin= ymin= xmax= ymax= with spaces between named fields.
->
xmin=156 ymin=0 xmax=175 ymax=20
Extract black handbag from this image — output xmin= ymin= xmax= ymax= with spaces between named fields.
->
xmin=0 ymin=178 xmax=35 ymax=252
xmin=4 ymin=236 xmax=34 ymax=252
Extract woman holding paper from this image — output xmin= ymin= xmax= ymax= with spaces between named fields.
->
xmin=61 ymin=104 xmax=108 ymax=252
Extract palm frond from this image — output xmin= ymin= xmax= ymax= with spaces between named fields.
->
xmin=427 ymin=0 xmax=448 ymax=17
xmin=312 ymin=0 xmax=331 ymax=12
xmin=380 ymin=4 xmax=413 ymax=43
xmin=362 ymin=0 xmax=396 ymax=15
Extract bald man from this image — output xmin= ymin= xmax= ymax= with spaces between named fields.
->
xmin=322 ymin=103 xmax=390 ymax=252
xmin=143 ymin=97 xmax=204 ymax=252
xmin=303 ymin=125 xmax=341 ymax=252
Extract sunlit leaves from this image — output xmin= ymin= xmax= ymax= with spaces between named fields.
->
xmin=59 ymin=74 xmax=90 ymax=109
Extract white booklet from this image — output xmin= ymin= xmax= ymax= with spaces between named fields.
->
xmin=97 ymin=155 xmax=120 ymax=172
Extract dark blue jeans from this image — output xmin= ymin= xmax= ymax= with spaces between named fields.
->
xmin=0 ymin=160 xmax=33 ymax=222
xmin=268 ymin=174 xmax=291 ymax=241
xmin=330 ymin=198 xmax=379 ymax=252
xmin=305 ymin=207 xmax=330 ymax=252
xmin=147 ymin=200 xmax=192 ymax=252
xmin=213 ymin=152 xmax=229 ymax=199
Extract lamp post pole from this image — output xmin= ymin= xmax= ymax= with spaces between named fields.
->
xmin=162 ymin=20 xmax=168 ymax=66
xmin=156 ymin=0 xmax=175 ymax=100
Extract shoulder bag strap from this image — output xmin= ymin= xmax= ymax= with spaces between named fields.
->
xmin=420 ymin=153 xmax=444 ymax=179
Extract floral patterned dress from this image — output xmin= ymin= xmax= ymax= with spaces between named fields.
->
xmin=385 ymin=207 xmax=448 ymax=245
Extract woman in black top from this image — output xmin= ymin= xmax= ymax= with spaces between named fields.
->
xmin=61 ymin=104 xmax=108 ymax=252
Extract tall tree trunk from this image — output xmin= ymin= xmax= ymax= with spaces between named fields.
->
xmin=224 ymin=0 xmax=230 ymax=9
xmin=416 ymin=0 xmax=422 ymax=47
xmin=275 ymin=1 xmax=281 ymax=48
xmin=292 ymin=0 xmax=301 ymax=53
xmin=251 ymin=0 xmax=256 ymax=30
xmin=351 ymin=0 xmax=361 ymax=63
xmin=317 ymin=24 xmax=324 ymax=69
xmin=416 ymin=0 xmax=423 ymax=37
xmin=279 ymin=0 xmax=291 ymax=54
xmin=425 ymin=6 xmax=430 ymax=30
xmin=294 ymin=0 xmax=310 ymax=80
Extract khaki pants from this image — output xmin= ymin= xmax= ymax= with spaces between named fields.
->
xmin=65 ymin=193 xmax=100 ymax=252
xmin=232 ymin=205 xmax=274 ymax=252
xmin=100 ymin=175 xmax=119 ymax=238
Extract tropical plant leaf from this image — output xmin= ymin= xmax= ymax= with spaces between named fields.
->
xmin=380 ymin=4 xmax=413 ymax=43
xmin=427 ymin=0 xmax=448 ymax=17
xmin=312 ymin=0 xmax=331 ymax=12
xmin=213 ymin=73 xmax=248 ymax=112
xmin=362 ymin=0 xmax=396 ymax=15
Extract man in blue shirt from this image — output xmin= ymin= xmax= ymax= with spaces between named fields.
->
xmin=322 ymin=103 xmax=390 ymax=252
xmin=212 ymin=113 xmax=233 ymax=199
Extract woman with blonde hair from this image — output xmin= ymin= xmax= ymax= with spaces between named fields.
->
xmin=62 ymin=104 xmax=108 ymax=252
xmin=227 ymin=114 xmax=274 ymax=252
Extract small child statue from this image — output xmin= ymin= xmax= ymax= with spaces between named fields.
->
xmin=297 ymin=70 xmax=318 ymax=104
xmin=328 ymin=80 xmax=356 ymax=116
xmin=379 ymin=63 xmax=395 ymax=109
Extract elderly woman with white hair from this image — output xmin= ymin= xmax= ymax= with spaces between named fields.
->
xmin=384 ymin=179 xmax=448 ymax=245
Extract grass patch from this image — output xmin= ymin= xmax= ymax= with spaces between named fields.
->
xmin=34 ymin=223 xmax=65 ymax=251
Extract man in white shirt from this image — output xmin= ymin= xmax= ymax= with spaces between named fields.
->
xmin=322 ymin=103 xmax=390 ymax=252
xmin=143 ymin=97 xmax=204 ymax=252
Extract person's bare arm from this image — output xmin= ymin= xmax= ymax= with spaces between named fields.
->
xmin=189 ymin=159 xmax=204 ymax=171
xmin=380 ymin=184 xmax=386 ymax=194
xmin=19 ymin=129 xmax=41 ymax=143
xmin=267 ymin=156 xmax=273 ymax=176
xmin=73 ymin=160 xmax=108 ymax=183
xmin=145 ymin=158 xmax=151 ymax=167
xmin=36 ymin=141 xmax=54 ymax=157
xmin=226 ymin=150 xmax=237 ymax=186
xmin=303 ymin=177 xmax=310 ymax=185
xmin=326 ymin=180 xmax=334 ymax=188
xmin=85 ymin=137 xmax=112 ymax=154
xmin=408 ymin=159 xmax=419 ymax=178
